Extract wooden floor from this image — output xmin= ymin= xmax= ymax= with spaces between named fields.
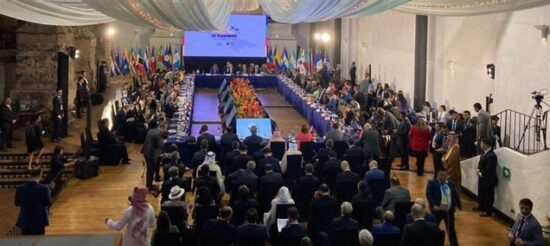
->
xmin=0 ymin=83 xmax=510 ymax=245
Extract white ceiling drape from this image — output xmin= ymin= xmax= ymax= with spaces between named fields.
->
xmin=257 ymin=0 xmax=408 ymax=24
xmin=396 ymin=0 xmax=550 ymax=16
xmin=0 ymin=0 xmax=113 ymax=26
xmin=1 ymin=0 xmax=549 ymax=30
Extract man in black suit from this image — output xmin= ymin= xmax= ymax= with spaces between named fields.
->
xmin=447 ymin=110 xmax=464 ymax=133
xmin=321 ymin=153 xmax=341 ymax=190
xmin=231 ymin=145 xmax=253 ymax=173
xmin=51 ymin=89 xmax=64 ymax=142
xmin=98 ymin=61 xmax=108 ymax=92
xmin=313 ymin=139 xmax=336 ymax=176
xmin=426 ymin=169 xmax=461 ymax=246
xmin=349 ymin=62 xmax=357 ymax=85
xmin=296 ymin=164 xmax=321 ymax=211
xmin=15 ymin=170 xmax=52 ymax=235
xmin=75 ymin=76 xmax=87 ymax=119
xmin=221 ymin=126 xmax=239 ymax=146
xmin=236 ymin=208 xmax=268 ymax=245
xmin=0 ymin=96 xmax=16 ymax=149
xmin=308 ymin=184 xmax=340 ymax=235
xmin=227 ymin=161 xmax=258 ymax=196
xmin=344 ymin=138 xmax=367 ymax=175
xmin=476 ymin=138 xmax=498 ymax=217
xmin=231 ymin=186 xmax=259 ymax=226
xmin=199 ymin=206 xmax=236 ymax=246
xmin=244 ymin=125 xmax=263 ymax=152
xmin=160 ymin=166 xmax=187 ymax=204
xmin=431 ymin=123 xmax=447 ymax=178
xmin=192 ymin=140 xmax=209 ymax=171
xmin=223 ymin=140 xmax=240 ymax=175
xmin=252 ymin=146 xmax=266 ymax=165
xmin=400 ymin=204 xmax=441 ymax=246
xmin=115 ymin=104 xmax=135 ymax=140
xmin=279 ymin=207 xmax=308 ymax=246
xmin=97 ymin=118 xmax=130 ymax=164
xmin=335 ymin=161 xmax=360 ymax=203
xmin=197 ymin=125 xmax=216 ymax=152
xmin=258 ymin=164 xmax=284 ymax=213
xmin=328 ymin=202 xmax=359 ymax=244
xmin=256 ymin=148 xmax=281 ymax=176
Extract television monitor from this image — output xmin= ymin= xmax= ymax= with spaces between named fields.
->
xmin=225 ymin=107 xmax=236 ymax=128
xmin=236 ymin=118 xmax=273 ymax=140
xmin=223 ymin=96 xmax=233 ymax=114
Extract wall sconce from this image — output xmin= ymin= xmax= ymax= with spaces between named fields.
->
xmin=535 ymin=25 xmax=549 ymax=42
xmin=106 ymin=27 xmax=116 ymax=37
xmin=486 ymin=64 xmax=495 ymax=79
xmin=67 ymin=46 xmax=79 ymax=59
xmin=314 ymin=32 xmax=330 ymax=43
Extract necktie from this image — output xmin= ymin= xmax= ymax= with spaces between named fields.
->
xmin=452 ymin=120 xmax=456 ymax=131
xmin=515 ymin=216 xmax=525 ymax=237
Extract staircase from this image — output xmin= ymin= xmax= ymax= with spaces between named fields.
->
xmin=493 ymin=109 xmax=549 ymax=154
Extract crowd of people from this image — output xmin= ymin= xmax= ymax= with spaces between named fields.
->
xmin=10 ymin=62 xmax=545 ymax=246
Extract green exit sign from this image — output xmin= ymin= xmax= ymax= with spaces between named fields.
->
xmin=503 ymin=167 xmax=511 ymax=178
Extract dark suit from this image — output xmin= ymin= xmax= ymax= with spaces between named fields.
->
xmin=344 ymin=146 xmax=366 ymax=174
xmin=258 ymin=172 xmax=284 ymax=212
xmin=161 ymin=177 xmax=187 ymax=204
xmin=143 ymin=128 xmax=163 ymax=187
xmin=431 ymin=132 xmax=445 ymax=176
xmin=426 ymin=180 xmax=461 ymax=246
xmin=228 ymin=169 xmax=258 ymax=192
xmin=97 ymin=126 xmax=129 ymax=162
xmin=15 ymin=182 xmax=52 ymax=235
xmin=0 ymin=104 xmax=16 ymax=148
xmin=221 ymin=133 xmax=239 ymax=146
xmin=256 ymin=156 xmax=281 ymax=177
xmin=313 ymin=148 xmax=336 ymax=175
xmin=231 ymin=198 xmax=259 ymax=226
xmin=199 ymin=219 xmax=236 ymax=246
xmin=236 ymin=223 xmax=268 ymax=246
xmin=296 ymin=175 xmax=321 ymax=206
xmin=279 ymin=223 xmax=308 ymax=246
xmin=510 ymin=213 xmax=544 ymax=246
xmin=361 ymin=129 xmax=381 ymax=159
xmin=51 ymin=96 xmax=64 ymax=140
xmin=328 ymin=215 xmax=359 ymax=245
xmin=477 ymin=149 xmax=498 ymax=215
xmin=198 ymin=132 xmax=216 ymax=152
xmin=223 ymin=150 xmax=240 ymax=175
xmin=353 ymin=91 xmax=367 ymax=109
xmin=447 ymin=119 xmax=464 ymax=133
xmin=400 ymin=219 xmax=441 ymax=246
xmin=335 ymin=170 xmax=361 ymax=203
xmin=309 ymin=194 xmax=340 ymax=234
xmin=321 ymin=158 xmax=341 ymax=190
xmin=192 ymin=150 xmax=208 ymax=170
xmin=372 ymin=221 xmax=400 ymax=234
xmin=75 ymin=81 xmax=86 ymax=118
xmin=349 ymin=66 xmax=357 ymax=84
xmin=231 ymin=153 xmax=253 ymax=173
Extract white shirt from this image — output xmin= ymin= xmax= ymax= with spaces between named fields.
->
xmin=107 ymin=205 xmax=156 ymax=246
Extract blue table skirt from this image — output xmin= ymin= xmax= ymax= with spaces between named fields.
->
xmin=195 ymin=75 xmax=278 ymax=88
xmin=277 ymin=79 xmax=332 ymax=136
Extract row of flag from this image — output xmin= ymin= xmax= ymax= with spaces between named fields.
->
xmin=266 ymin=46 xmax=331 ymax=73
xmin=109 ymin=44 xmax=183 ymax=78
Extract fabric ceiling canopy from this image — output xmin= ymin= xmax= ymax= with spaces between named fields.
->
xmin=1 ymin=0 xmax=549 ymax=30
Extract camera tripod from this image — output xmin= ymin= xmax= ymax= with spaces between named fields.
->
xmin=516 ymin=99 xmax=549 ymax=152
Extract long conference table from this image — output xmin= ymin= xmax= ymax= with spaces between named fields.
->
xmin=166 ymin=75 xmax=332 ymax=165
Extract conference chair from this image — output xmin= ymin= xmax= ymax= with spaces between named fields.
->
xmin=299 ymin=141 xmax=315 ymax=163
xmin=270 ymin=142 xmax=286 ymax=161
xmin=328 ymin=229 xmax=359 ymax=246
xmin=394 ymin=201 xmax=415 ymax=230
xmin=333 ymin=141 xmax=349 ymax=159
xmin=283 ymin=154 xmax=303 ymax=189
xmin=368 ymin=179 xmax=388 ymax=207
xmin=372 ymin=232 xmax=400 ymax=246
xmin=352 ymin=200 xmax=375 ymax=229
xmin=152 ymin=233 xmax=181 ymax=246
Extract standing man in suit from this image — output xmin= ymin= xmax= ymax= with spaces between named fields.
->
xmin=431 ymin=123 xmax=447 ymax=178
xmin=236 ymin=208 xmax=268 ymax=245
xmin=279 ymin=207 xmax=308 ymax=246
xmin=244 ymin=126 xmax=263 ymax=148
xmin=447 ymin=111 xmax=464 ymax=134
xmin=0 ymin=96 xmax=17 ymax=149
xmin=257 ymin=148 xmax=281 ymax=176
xmin=335 ymin=161 xmax=360 ymax=203
xmin=197 ymin=125 xmax=216 ymax=152
xmin=296 ymin=164 xmax=321 ymax=215
xmin=199 ymin=206 xmax=236 ymax=246
xmin=98 ymin=61 xmax=108 ymax=92
xmin=142 ymin=120 xmax=163 ymax=189
xmin=344 ymin=138 xmax=367 ymax=175
xmin=508 ymin=198 xmax=544 ymax=246
xmin=426 ymin=169 xmax=461 ymax=246
xmin=401 ymin=204 xmax=441 ymax=246
xmin=376 ymin=176 xmax=411 ymax=219
xmin=328 ymin=202 xmax=359 ymax=244
xmin=308 ymin=184 xmax=340 ymax=235
xmin=349 ymin=62 xmax=357 ymax=85
xmin=360 ymin=123 xmax=381 ymax=161
xmin=474 ymin=103 xmax=493 ymax=149
xmin=15 ymin=170 xmax=52 ymax=235
xmin=325 ymin=123 xmax=344 ymax=142
xmin=364 ymin=160 xmax=384 ymax=188
xmin=160 ymin=166 xmax=187 ymax=204
xmin=258 ymin=164 xmax=284 ymax=213
xmin=75 ymin=76 xmax=86 ymax=119
xmin=476 ymin=138 xmax=498 ymax=217
xmin=221 ymin=126 xmax=239 ymax=146
xmin=51 ymin=89 xmax=64 ymax=142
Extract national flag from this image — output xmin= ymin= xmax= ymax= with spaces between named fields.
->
xmin=129 ymin=49 xmax=137 ymax=77
xmin=149 ymin=45 xmax=156 ymax=72
xmin=173 ymin=44 xmax=181 ymax=70
xmin=314 ymin=50 xmax=322 ymax=70
xmin=289 ymin=49 xmax=296 ymax=71
xmin=120 ymin=49 xmax=129 ymax=76
xmin=164 ymin=45 xmax=172 ymax=69
xmin=266 ymin=46 xmax=273 ymax=70
xmin=282 ymin=48 xmax=289 ymax=71
xmin=136 ymin=48 xmax=145 ymax=74
xmin=143 ymin=47 xmax=149 ymax=72
xmin=157 ymin=46 xmax=164 ymax=71
xmin=114 ymin=48 xmax=122 ymax=74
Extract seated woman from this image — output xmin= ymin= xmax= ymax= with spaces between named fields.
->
xmin=150 ymin=211 xmax=180 ymax=246
xmin=295 ymin=124 xmax=313 ymax=149
xmin=43 ymin=145 xmax=74 ymax=184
